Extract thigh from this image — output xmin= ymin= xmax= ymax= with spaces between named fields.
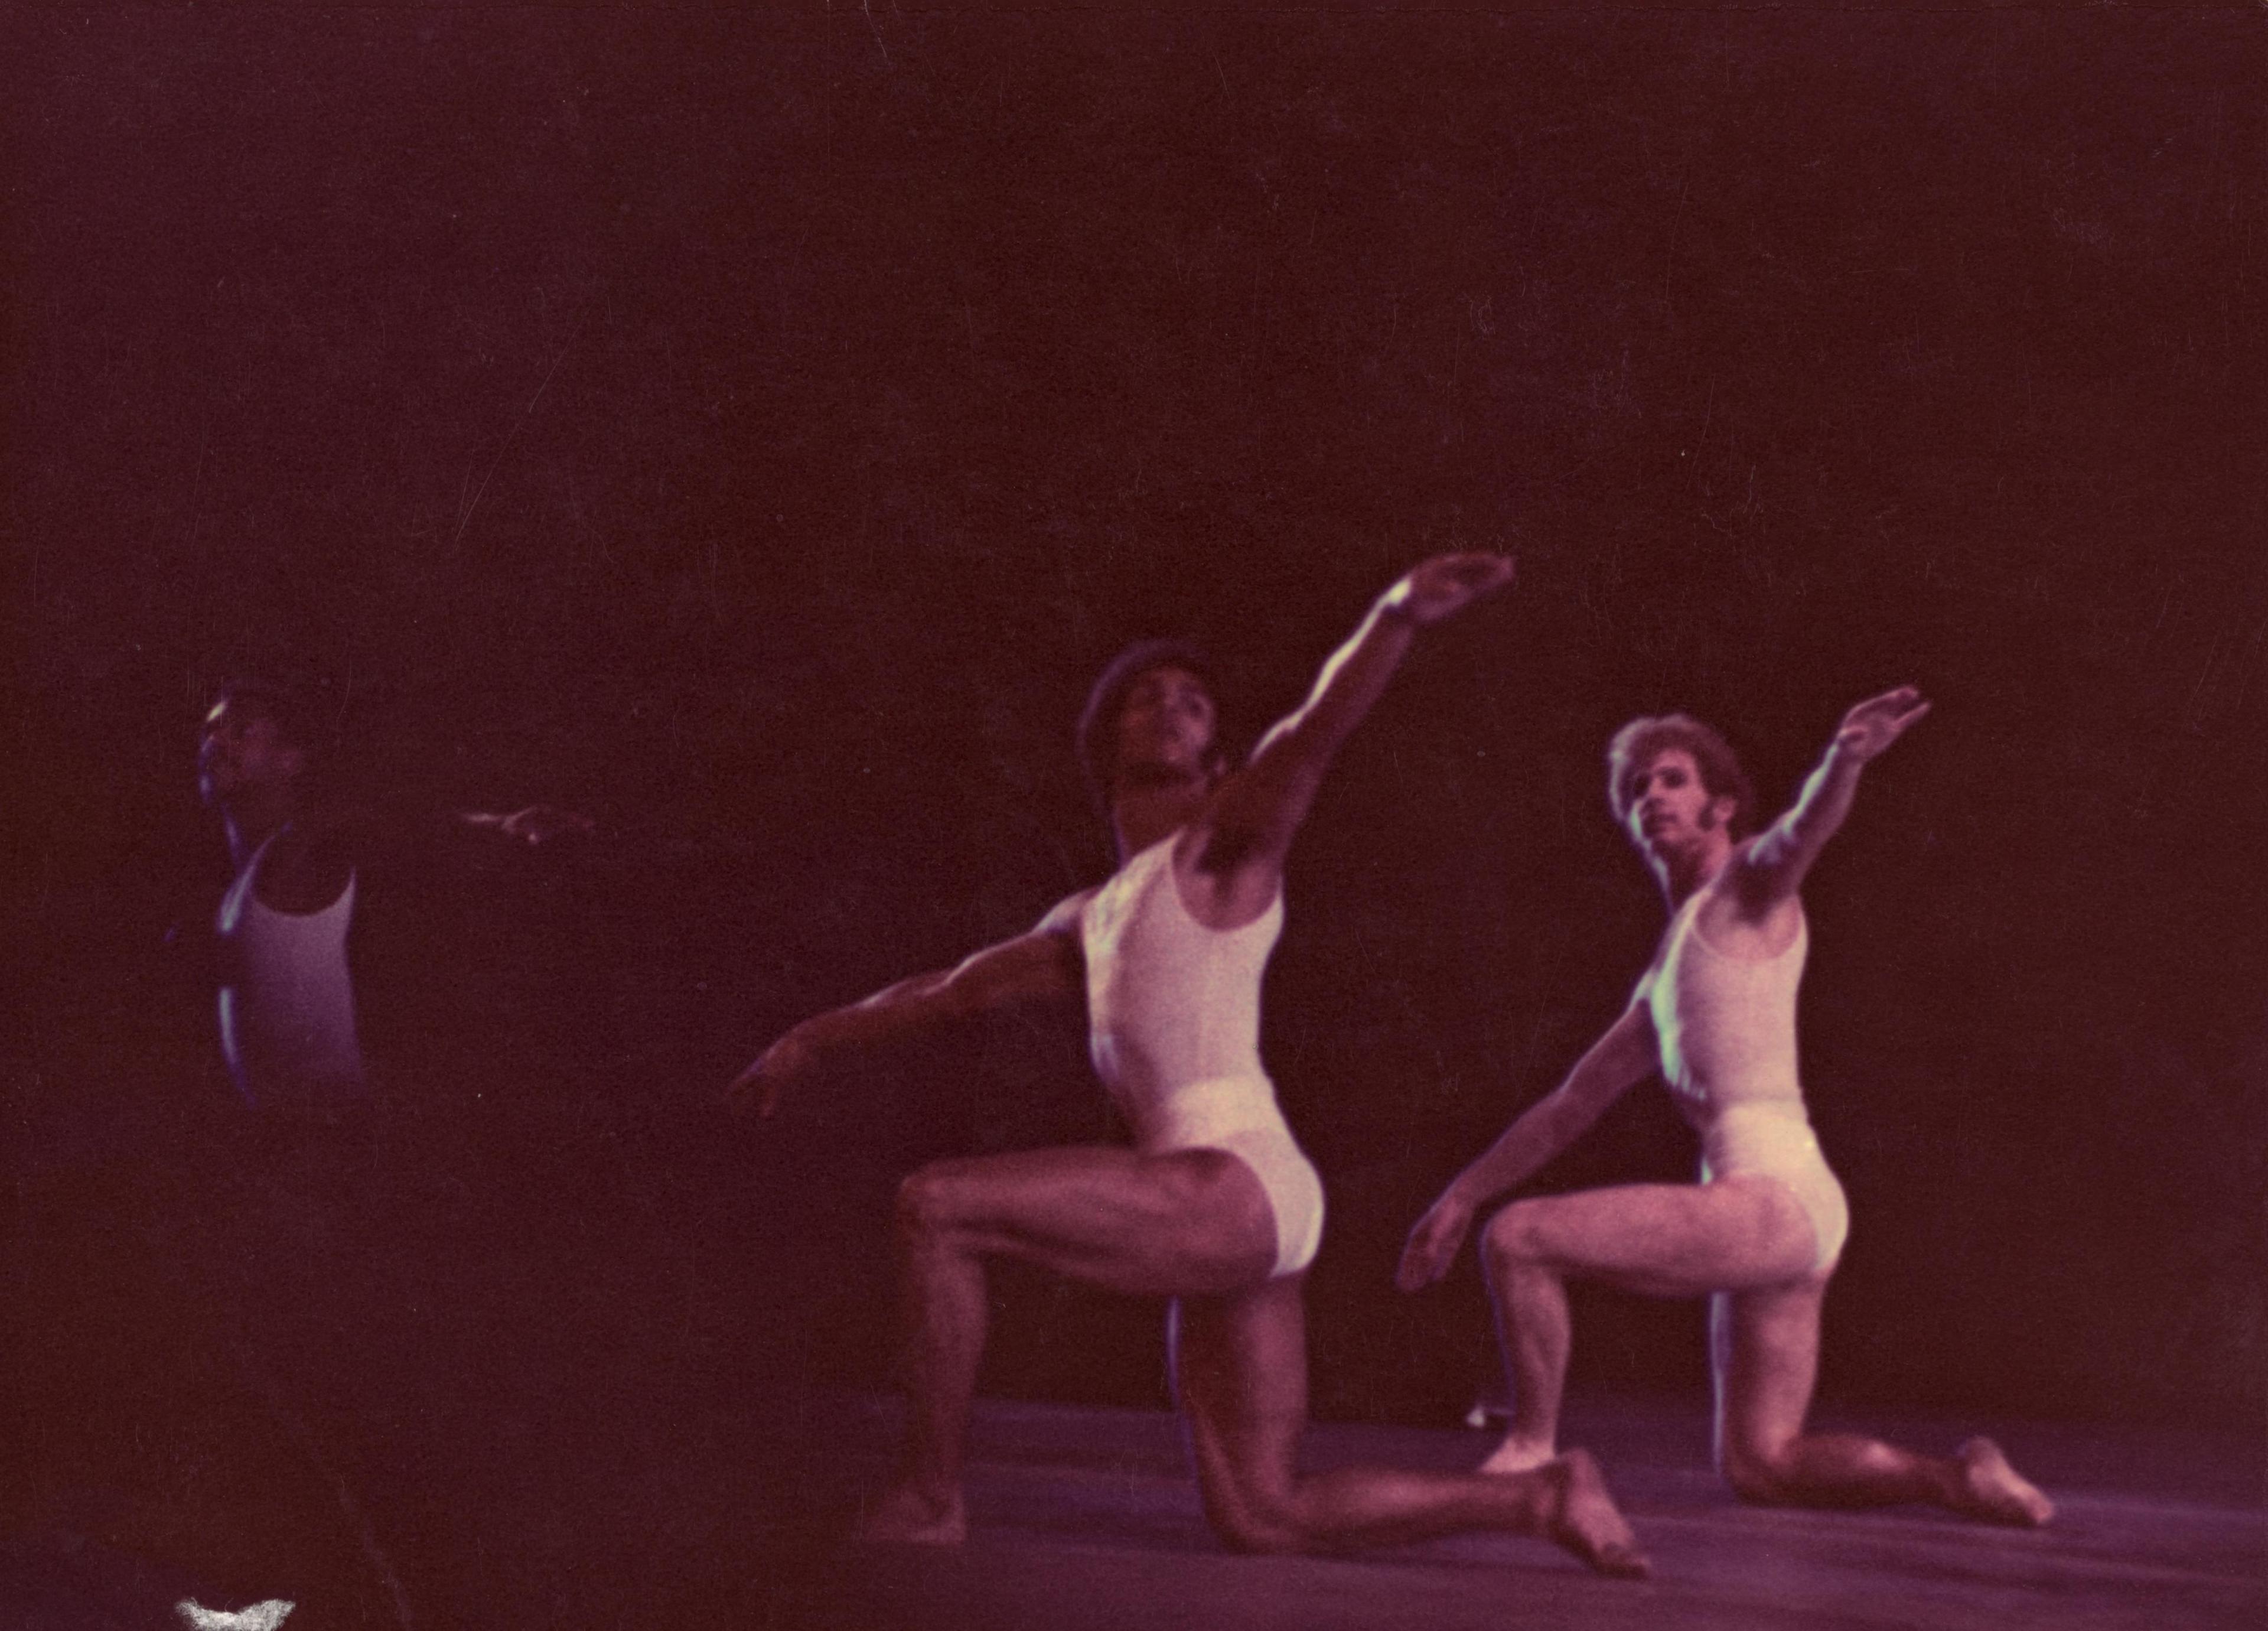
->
xmin=904 ymin=1144 xmax=1277 ymax=1298
xmin=1710 ymin=1278 xmax=1827 ymax=1461
xmin=1487 ymin=1176 xmax=1820 ymax=1298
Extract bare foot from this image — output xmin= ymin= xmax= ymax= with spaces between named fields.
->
xmin=1477 ymin=1434 xmax=1556 ymax=1476
xmin=1542 ymin=1450 xmax=1651 ymax=1580
xmin=1954 ymin=1438 xmax=2054 ymax=1527
xmin=852 ymin=1483 xmax=968 ymax=1546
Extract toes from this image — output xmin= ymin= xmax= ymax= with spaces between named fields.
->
xmin=1599 ymin=1544 xmax=1653 ymax=1581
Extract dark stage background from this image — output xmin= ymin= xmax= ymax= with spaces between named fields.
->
xmin=2 ymin=3 xmax=2261 ymax=1597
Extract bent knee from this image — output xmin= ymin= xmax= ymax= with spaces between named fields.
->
xmin=1481 ymin=1203 xmax=1553 ymax=1274
xmin=1204 ymin=1494 xmax=1304 ymax=1556
xmin=892 ymin=1164 xmax=966 ymax=1243
xmin=1718 ymin=1439 xmax=1796 ymax=1506
xmin=1195 ymin=1470 xmax=1305 ymax=1556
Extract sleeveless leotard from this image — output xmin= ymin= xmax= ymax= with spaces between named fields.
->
xmin=1638 ymin=888 xmax=1848 ymax=1274
xmin=1081 ymin=836 xmax=1324 ymax=1277
xmin=216 ymin=831 xmax=371 ymax=1117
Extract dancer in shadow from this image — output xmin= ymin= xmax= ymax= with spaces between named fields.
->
xmin=189 ymin=676 xmax=593 ymax=1626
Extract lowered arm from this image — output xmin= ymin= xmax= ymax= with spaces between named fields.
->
xmin=1397 ymin=1000 xmax=1659 ymax=1291
xmin=726 ymin=896 xmax=1088 ymax=1117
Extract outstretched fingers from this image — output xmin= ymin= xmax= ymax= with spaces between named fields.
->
xmin=1431 ymin=551 xmax=1517 ymax=594
xmin=724 ymin=1034 xmax=808 ymax=1118
xmin=1872 ymin=685 xmax=1932 ymax=731
xmin=498 ymin=804 xmax=599 ymax=844
xmin=1836 ymin=685 xmax=1932 ymax=760
xmin=1394 ymin=1203 xmax=1471 ymax=1292
xmin=721 ymin=1063 xmax=775 ymax=1118
xmin=1394 ymin=552 xmax=1517 ymax=624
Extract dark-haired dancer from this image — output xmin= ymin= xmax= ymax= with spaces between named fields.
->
xmin=731 ymin=556 xmax=1648 ymax=1575
xmin=191 ymin=681 xmax=592 ymax=1625
xmin=1399 ymin=691 xmax=2052 ymax=1526
xmin=197 ymin=681 xmax=591 ymax=1115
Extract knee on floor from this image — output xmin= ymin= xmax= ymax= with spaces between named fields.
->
xmin=1718 ymin=1438 xmax=1798 ymax=1506
xmin=1200 ymin=1481 xmax=1304 ymax=1557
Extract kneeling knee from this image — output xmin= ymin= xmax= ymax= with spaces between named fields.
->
xmin=1719 ymin=1443 xmax=1794 ymax=1507
xmin=1216 ymin=1515 xmax=1306 ymax=1560
xmin=1201 ymin=1486 xmax=1305 ymax=1557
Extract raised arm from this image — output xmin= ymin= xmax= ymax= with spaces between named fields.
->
xmin=1192 ymin=554 xmax=1514 ymax=899
xmin=1729 ymin=686 xmax=1930 ymax=917
xmin=1396 ymin=1000 xmax=1658 ymax=1292
xmin=724 ymin=896 xmax=1089 ymax=1118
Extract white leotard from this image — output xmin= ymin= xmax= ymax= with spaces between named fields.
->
xmin=1638 ymin=888 xmax=1848 ymax=1273
xmin=1080 ymin=836 xmax=1324 ymax=1277
xmin=216 ymin=831 xmax=370 ymax=1116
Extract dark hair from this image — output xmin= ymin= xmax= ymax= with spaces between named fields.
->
xmin=1075 ymin=639 xmax=1226 ymax=817
xmin=1606 ymin=713 xmax=1757 ymax=837
xmin=206 ymin=676 xmax=335 ymax=766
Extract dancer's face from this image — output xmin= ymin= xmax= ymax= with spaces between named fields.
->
xmin=197 ymin=697 xmax=302 ymax=806
xmin=1114 ymin=665 xmax=1218 ymax=784
xmin=1625 ymin=748 xmax=1732 ymax=858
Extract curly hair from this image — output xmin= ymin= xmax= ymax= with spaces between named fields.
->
xmin=1606 ymin=713 xmax=1757 ymax=838
xmin=1074 ymin=639 xmax=1227 ymax=818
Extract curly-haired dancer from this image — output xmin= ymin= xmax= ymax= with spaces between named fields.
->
xmin=1400 ymin=691 xmax=2053 ymax=1526
xmin=732 ymin=556 xmax=1647 ymax=1576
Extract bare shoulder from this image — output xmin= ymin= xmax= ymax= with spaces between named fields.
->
xmin=1697 ymin=851 xmax=1803 ymax=957
xmin=1014 ymin=892 xmax=1093 ymax=1000
xmin=1601 ymin=992 xmax=1663 ymax=1069
xmin=253 ymin=823 xmax=356 ymax=913
xmin=1166 ymin=819 xmax=1278 ymax=931
xmin=1034 ymin=886 xmax=1100 ymax=939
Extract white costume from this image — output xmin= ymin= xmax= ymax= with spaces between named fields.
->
xmin=1638 ymin=888 xmax=1849 ymax=1274
xmin=1081 ymin=836 xmax=1324 ymax=1277
xmin=215 ymin=831 xmax=370 ymax=1116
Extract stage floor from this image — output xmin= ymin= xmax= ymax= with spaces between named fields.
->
xmin=745 ymin=1391 xmax=2262 ymax=1631
xmin=6 ymin=1386 xmax=2257 ymax=1628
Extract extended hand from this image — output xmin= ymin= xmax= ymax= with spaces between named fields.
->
xmin=497 ymin=805 xmax=598 ymax=844
xmin=723 ymin=1031 xmax=815 ymax=1119
xmin=1395 ymin=1194 xmax=1476 ymax=1292
xmin=1832 ymin=686 xmax=1931 ymax=763
xmin=1382 ymin=552 xmax=1516 ymax=627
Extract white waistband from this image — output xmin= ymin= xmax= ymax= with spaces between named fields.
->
xmin=1135 ymin=1076 xmax=1291 ymax=1154
xmin=1702 ymin=1099 xmax=1823 ymax=1168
